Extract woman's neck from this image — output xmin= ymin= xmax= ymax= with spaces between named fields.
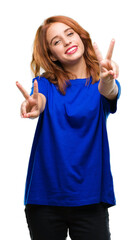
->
xmin=63 ymin=57 xmax=89 ymax=79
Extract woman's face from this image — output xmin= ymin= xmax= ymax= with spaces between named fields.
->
xmin=46 ymin=22 xmax=85 ymax=67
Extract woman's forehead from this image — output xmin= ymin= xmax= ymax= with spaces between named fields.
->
xmin=46 ymin=22 xmax=72 ymax=41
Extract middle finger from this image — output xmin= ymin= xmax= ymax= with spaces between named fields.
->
xmin=93 ymin=42 xmax=103 ymax=63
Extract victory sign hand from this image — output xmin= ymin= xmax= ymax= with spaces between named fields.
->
xmin=93 ymin=39 xmax=119 ymax=82
xmin=16 ymin=80 xmax=41 ymax=118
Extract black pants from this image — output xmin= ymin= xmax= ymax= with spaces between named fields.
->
xmin=25 ymin=203 xmax=111 ymax=240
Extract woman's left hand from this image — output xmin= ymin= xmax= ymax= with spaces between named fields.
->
xmin=93 ymin=39 xmax=119 ymax=82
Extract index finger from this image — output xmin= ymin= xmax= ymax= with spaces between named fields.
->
xmin=93 ymin=42 xmax=103 ymax=63
xmin=16 ymin=81 xmax=30 ymax=100
xmin=106 ymin=39 xmax=115 ymax=60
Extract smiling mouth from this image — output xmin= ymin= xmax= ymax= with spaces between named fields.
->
xmin=65 ymin=46 xmax=78 ymax=54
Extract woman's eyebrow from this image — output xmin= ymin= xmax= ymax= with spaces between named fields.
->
xmin=50 ymin=28 xmax=72 ymax=45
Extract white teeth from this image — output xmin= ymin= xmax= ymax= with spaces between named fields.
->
xmin=67 ymin=47 xmax=77 ymax=53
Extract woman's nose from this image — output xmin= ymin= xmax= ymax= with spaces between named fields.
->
xmin=63 ymin=37 xmax=71 ymax=46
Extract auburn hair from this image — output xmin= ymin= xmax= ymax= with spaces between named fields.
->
xmin=31 ymin=15 xmax=100 ymax=95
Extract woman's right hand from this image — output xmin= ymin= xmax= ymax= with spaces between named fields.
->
xmin=16 ymin=80 xmax=45 ymax=118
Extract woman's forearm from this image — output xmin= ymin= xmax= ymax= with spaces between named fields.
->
xmin=98 ymin=79 xmax=118 ymax=100
xmin=38 ymin=93 xmax=46 ymax=113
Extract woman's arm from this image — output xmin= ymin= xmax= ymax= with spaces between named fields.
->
xmin=98 ymin=77 xmax=118 ymax=100
xmin=16 ymin=80 xmax=46 ymax=118
xmin=93 ymin=39 xmax=119 ymax=100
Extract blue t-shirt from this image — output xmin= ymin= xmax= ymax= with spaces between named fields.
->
xmin=24 ymin=76 xmax=121 ymax=207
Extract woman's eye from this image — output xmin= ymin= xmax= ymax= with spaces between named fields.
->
xmin=54 ymin=40 xmax=60 ymax=45
xmin=67 ymin=32 xmax=74 ymax=36
xmin=54 ymin=32 xmax=74 ymax=45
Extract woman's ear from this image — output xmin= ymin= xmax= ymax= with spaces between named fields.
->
xmin=50 ymin=54 xmax=57 ymax=62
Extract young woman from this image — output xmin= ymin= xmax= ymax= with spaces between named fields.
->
xmin=16 ymin=15 xmax=121 ymax=240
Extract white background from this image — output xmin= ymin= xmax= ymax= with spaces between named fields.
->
xmin=0 ymin=0 xmax=136 ymax=239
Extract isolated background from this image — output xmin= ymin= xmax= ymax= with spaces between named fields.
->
xmin=1 ymin=0 xmax=136 ymax=239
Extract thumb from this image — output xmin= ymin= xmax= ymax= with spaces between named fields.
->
xmin=101 ymin=70 xmax=114 ymax=80
xmin=23 ymin=110 xmax=40 ymax=119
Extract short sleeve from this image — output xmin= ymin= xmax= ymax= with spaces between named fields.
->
xmin=101 ymin=79 xmax=121 ymax=118
xmin=30 ymin=76 xmax=49 ymax=98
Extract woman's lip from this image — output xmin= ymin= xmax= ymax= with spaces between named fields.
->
xmin=65 ymin=46 xmax=78 ymax=54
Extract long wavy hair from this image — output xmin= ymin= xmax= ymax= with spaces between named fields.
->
xmin=31 ymin=15 xmax=100 ymax=95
